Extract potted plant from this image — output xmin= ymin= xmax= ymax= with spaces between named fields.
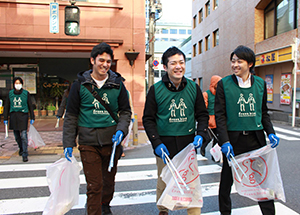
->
xmin=46 ymin=104 xmax=56 ymax=116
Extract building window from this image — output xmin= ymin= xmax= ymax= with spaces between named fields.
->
xmin=213 ymin=29 xmax=219 ymax=47
xmin=193 ymin=44 xmax=197 ymax=57
xmin=198 ymin=40 xmax=203 ymax=54
xmin=198 ymin=9 xmax=203 ymax=23
xmin=193 ymin=15 xmax=197 ymax=28
xmin=264 ymin=0 xmax=298 ymax=39
xmin=179 ymin=29 xmax=186 ymax=34
xmin=161 ymin=38 xmax=169 ymax=41
xmin=205 ymin=1 xmax=210 ymax=17
xmin=170 ymin=29 xmax=178 ymax=34
xmin=214 ymin=0 xmax=219 ymax=10
xmin=170 ymin=38 xmax=178 ymax=41
xmin=161 ymin=28 xmax=169 ymax=34
xmin=154 ymin=70 xmax=159 ymax=77
xmin=161 ymin=70 xmax=166 ymax=77
xmin=188 ymin=29 xmax=192 ymax=34
xmin=205 ymin=35 xmax=211 ymax=51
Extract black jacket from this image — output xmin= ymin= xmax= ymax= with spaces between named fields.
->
xmin=143 ymin=74 xmax=209 ymax=158
xmin=215 ymin=74 xmax=275 ymax=147
xmin=4 ymin=89 xmax=34 ymax=130
xmin=63 ymin=69 xmax=131 ymax=148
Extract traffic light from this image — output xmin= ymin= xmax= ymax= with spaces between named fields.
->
xmin=65 ymin=5 xmax=80 ymax=36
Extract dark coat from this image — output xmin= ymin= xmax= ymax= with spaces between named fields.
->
xmin=63 ymin=69 xmax=131 ymax=148
xmin=142 ymin=74 xmax=209 ymax=158
xmin=215 ymin=75 xmax=275 ymax=148
xmin=3 ymin=89 xmax=34 ymax=130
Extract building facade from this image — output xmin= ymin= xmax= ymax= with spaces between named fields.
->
xmin=192 ymin=0 xmax=299 ymax=114
xmin=0 ymin=0 xmax=146 ymax=124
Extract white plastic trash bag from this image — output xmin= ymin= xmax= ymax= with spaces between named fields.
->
xmin=157 ymin=143 xmax=203 ymax=210
xmin=43 ymin=156 xmax=82 ymax=215
xmin=210 ymin=143 xmax=222 ymax=162
xmin=28 ymin=124 xmax=45 ymax=148
xmin=231 ymin=144 xmax=285 ymax=202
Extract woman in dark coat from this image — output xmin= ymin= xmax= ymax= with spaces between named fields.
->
xmin=3 ymin=77 xmax=35 ymax=162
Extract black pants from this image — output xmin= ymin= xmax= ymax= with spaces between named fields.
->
xmin=218 ymin=132 xmax=275 ymax=215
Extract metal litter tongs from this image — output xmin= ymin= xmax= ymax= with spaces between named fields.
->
xmin=230 ymin=153 xmax=247 ymax=181
xmin=162 ymin=149 xmax=190 ymax=195
xmin=55 ymin=118 xmax=60 ymax=128
xmin=5 ymin=124 xmax=8 ymax=139
xmin=108 ymin=134 xmax=122 ymax=172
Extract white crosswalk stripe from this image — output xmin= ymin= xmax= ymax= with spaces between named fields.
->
xmin=0 ymin=154 xmax=298 ymax=214
xmin=273 ymin=126 xmax=300 ymax=141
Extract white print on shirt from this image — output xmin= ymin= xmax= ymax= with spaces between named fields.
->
xmin=13 ymin=97 xmax=22 ymax=108
xmin=102 ymin=93 xmax=110 ymax=104
xmin=168 ymin=98 xmax=188 ymax=123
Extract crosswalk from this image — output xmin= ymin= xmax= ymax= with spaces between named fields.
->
xmin=273 ymin=126 xmax=300 ymax=141
xmin=0 ymin=145 xmax=299 ymax=215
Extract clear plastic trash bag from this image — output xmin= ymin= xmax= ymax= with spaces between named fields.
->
xmin=28 ymin=124 xmax=45 ymax=149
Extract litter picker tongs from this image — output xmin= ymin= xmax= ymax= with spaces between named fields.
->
xmin=162 ymin=149 xmax=190 ymax=195
xmin=55 ymin=118 xmax=60 ymax=128
xmin=5 ymin=124 xmax=8 ymax=139
xmin=108 ymin=134 xmax=122 ymax=172
xmin=230 ymin=153 xmax=247 ymax=181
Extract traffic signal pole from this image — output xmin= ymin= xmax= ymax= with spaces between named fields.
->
xmin=147 ymin=0 xmax=155 ymax=91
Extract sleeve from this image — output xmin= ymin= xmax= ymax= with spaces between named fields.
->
xmin=116 ymin=82 xmax=132 ymax=137
xmin=214 ymin=80 xmax=230 ymax=145
xmin=62 ymin=81 xmax=81 ymax=148
xmin=3 ymin=93 xmax=10 ymax=120
xmin=203 ymin=91 xmax=208 ymax=108
xmin=262 ymin=82 xmax=275 ymax=135
xmin=27 ymin=92 xmax=35 ymax=120
xmin=195 ymin=84 xmax=209 ymax=140
xmin=142 ymin=86 xmax=162 ymax=150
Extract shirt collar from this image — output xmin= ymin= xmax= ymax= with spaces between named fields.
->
xmin=235 ymin=74 xmax=251 ymax=88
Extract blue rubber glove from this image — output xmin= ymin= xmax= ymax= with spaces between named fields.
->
xmin=154 ymin=143 xmax=170 ymax=164
xmin=56 ymin=116 xmax=60 ymax=119
xmin=193 ymin=135 xmax=203 ymax=149
xmin=221 ymin=142 xmax=235 ymax=161
xmin=30 ymin=120 xmax=34 ymax=125
xmin=268 ymin=134 xmax=279 ymax=148
xmin=112 ymin=130 xmax=124 ymax=146
xmin=131 ymin=118 xmax=135 ymax=123
xmin=64 ymin=147 xmax=73 ymax=162
xmin=4 ymin=120 xmax=8 ymax=125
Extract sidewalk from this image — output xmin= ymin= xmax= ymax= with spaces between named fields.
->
xmin=0 ymin=118 xmax=150 ymax=161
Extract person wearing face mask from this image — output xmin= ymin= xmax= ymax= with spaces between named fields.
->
xmin=3 ymin=77 xmax=35 ymax=162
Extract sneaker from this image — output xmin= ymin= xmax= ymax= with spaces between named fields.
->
xmin=23 ymin=156 xmax=28 ymax=162
xmin=102 ymin=204 xmax=112 ymax=215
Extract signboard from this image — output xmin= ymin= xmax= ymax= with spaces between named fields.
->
xmin=153 ymin=60 xmax=159 ymax=67
xmin=280 ymin=74 xmax=291 ymax=105
xmin=265 ymin=75 xmax=273 ymax=103
xmin=50 ymin=2 xmax=59 ymax=34
xmin=255 ymin=46 xmax=292 ymax=67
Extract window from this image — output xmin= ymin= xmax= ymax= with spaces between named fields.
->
xmin=214 ymin=0 xmax=219 ymax=10
xmin=170 ymin=29 xmax=178 ymax=34
xmin=198 ymin=40 xmax=203 ymax=54
xmin=264 ymin=0 xmax=298 ymax=39
xmin=188 ymin=29 xmax=192 ymax=34
xmin=205 ymin=35 xmax=211 ymax=51
xmin=193 ymin=44 xmax=197 ymax=57
xmin=199 ymin=9 xmax=203 ymax=23
xmin=154 ymin=70 xmax=159 ymax=77
xmin=213 ymin=29 xmax=219 ymax=47
xmin=193 ymin=15 xmax=197 ymax=28
xmin=161 ymin=38 xmax=169 ymax=41
xmin=161 ymin=70 xmax=166 ymax=77
xmin=161 ymin=28 xmax=169 ymax=34
xmin=205 ymin=1 xmax=210 ymax=17
xmin=179 ymin=29 xmax=186 ymax=34
xmin=170 ymin=38 xmax=178 ymax=41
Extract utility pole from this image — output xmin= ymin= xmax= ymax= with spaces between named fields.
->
xmin=147 ymin=0 xmax=155 ymax=91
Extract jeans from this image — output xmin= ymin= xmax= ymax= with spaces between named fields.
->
xmin=13 ymin=130 xmax=28 ymax=157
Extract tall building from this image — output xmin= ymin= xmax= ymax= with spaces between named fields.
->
xmin=0 ymin=0 xmax=146 ymax=124
xmin=192 ymin=0 xmax=299 ymax=113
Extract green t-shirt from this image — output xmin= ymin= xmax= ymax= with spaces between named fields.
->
xmin=223 ymin=75 xmax=264 ymax=131
xmin=77 ymin=84 xmax=121 ymax=128
xmin=154 ymin=79 xmax=197 ymax=136
xmin=9 ymin=89 xmax=28 ymax=113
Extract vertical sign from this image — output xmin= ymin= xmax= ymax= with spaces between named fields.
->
xmin=280 ymin=74 xmax=291 ymax=105
xmin=265 ymin=75 xmax=273 ymax=103
xmin=50 ymin=2 xmax=59 ymax=34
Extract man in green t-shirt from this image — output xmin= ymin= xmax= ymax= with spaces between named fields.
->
xmin=143 ymin=47 xmax=209 ymax=215
xmin=215 ymin=45 xmax=280 ymax=215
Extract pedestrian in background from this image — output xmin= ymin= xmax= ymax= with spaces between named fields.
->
xmin=215 ymin=45 xmax=280 ymax=215
xmin=56 ymin=82 xmax=72 ymax=119
xmin=63 ymin=42 xmax=131 ymax=215
xmin=200 ymin=75 xmax=222 ymax=159
xmin=3 ymin=77 xmax=35 ymax=162
xmin=143 ymin=46 xmax=209 ymax=215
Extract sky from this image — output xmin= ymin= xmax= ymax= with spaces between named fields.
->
xmin=156 ymin=0 xmax=192 ymax=25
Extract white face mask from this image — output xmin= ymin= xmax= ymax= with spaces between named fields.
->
xmin=15 ymin=84 xmax=22 ymax=90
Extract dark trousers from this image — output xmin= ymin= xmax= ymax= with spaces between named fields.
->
xmin=218 ymin=132 xmax=275 ymax=215
xmin=79 ymin=144 xmax=121 ymax=215
xmin=13 ymin=130 xmax=28 ymax=157
xmin=201 ymin=128 xmax=218 ymax=151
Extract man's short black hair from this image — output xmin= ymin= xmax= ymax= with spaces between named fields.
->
xmin=230 ymin=45 xmax=256 ymax=73
xmin=91 ymin=42 xmax=114 ymax=60
xmin=162 ymin=46 xmax=186 ymax=67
